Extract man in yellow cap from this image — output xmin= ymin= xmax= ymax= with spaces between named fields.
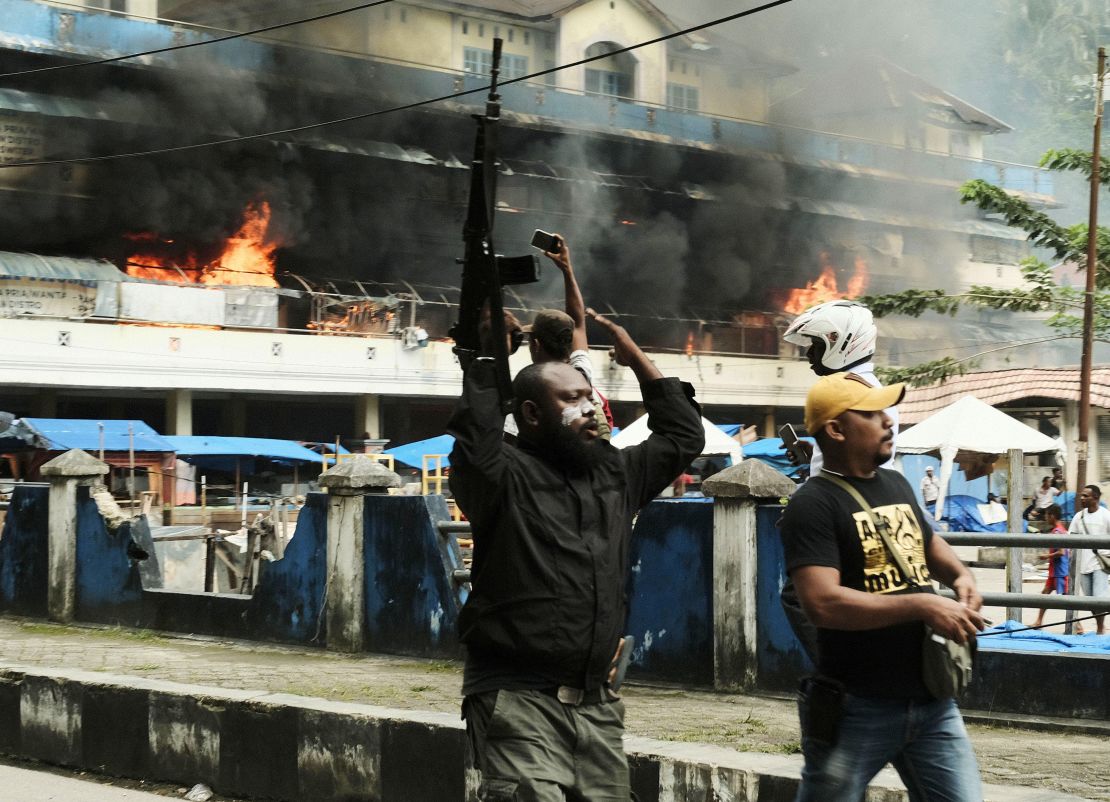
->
xmin=780 ymin=372 xmax=985 ymax=801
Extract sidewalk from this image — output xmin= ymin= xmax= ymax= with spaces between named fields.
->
xmin=0 ymin=616 xmax=1104 ymax=801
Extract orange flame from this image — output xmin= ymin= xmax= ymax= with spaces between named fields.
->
xmin=782 ymin=253 xmax=869 ymax=315
xmin=685 ymin=331 xmax=695 ymax=357
xmin=126 ymin=200 xmax=280 ymax=288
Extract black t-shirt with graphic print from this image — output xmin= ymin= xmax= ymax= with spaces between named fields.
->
xmin=781 ymin=468 xmax=935 ymax=700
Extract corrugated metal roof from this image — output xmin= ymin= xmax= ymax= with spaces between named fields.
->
xmin=900 ymin=367 xmax=1110 ymax=423
xmin=0 ymin=252 xmax=124 ymax=282
xmin=22 ymin=418 xmax=174 ymax=452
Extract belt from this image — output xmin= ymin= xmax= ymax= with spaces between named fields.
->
xmin=542 ymin=685 xmax=619 ymax=706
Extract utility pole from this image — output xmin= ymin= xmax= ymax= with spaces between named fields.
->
xmin=1077 ymin=46 xmax=1106 ymax=494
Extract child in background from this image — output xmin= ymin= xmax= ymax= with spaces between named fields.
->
xmin=1033 ymin=503 xmax=1069 ymax=629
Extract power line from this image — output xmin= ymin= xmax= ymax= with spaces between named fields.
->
xmin=0 ymin=0 xmax=396 ymax=79
xmin=0 ymin=0 xmax=794 ymax=169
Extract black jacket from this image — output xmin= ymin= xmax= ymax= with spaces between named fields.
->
xmin=448 ymin=360 xmax=704 ymax=691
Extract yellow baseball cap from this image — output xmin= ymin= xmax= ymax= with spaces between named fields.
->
xmin=804 ymin=372 xmax=905 ymax=434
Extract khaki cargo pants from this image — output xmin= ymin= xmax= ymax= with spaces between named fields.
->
xmin=463 ymin=688 xmax=630 ymax=801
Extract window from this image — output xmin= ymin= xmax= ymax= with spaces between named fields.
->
xmin=465 ymin=48 xmax=528 ymax=79
xmin=464 ymin=47 xmax=493 ymax=77
xmin=462 ymin=20 xmax=468 ymax=34
xmin=586 ymin=69 xmax=630 ymax=97
xmin=668 ymin=58 xmax=674 ymax=73
xmin=400 ymin=8 xmax=407 ymax=22
xmin=503 ymin=54 xmax=527 ymax=79
xmin=544 ymin=59 xmax=556 ymax=86
xmin=494 ymin=26 xmax=501 ymax=39
xmin=109 ymin=0 xmax=126 ymax=10
xmin=479 ymin=23 xmax=485 ymax=37
xmin=1098 ymin=415 xmax=1110 ymax=481
xmin=524 ymin=31 xmax=530 ymax=45
xmin=508 ymin=28 xmax=514 ymax=42
xmin=666 ymin=83 xmax=699 ymax=111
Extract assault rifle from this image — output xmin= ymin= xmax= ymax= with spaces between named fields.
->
xmin=450 ymin=37 xmax=541 ymax=413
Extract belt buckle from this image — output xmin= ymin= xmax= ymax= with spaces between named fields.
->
xmin=556 ymin=686 xmax=584 ymax=705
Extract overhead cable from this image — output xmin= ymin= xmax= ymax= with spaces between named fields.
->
xmin=0 ymin=0 xmax=794 ymax=169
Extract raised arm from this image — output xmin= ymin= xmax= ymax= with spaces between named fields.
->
xmin=545 ymin=234 xmax=587 ymax=351
xmin=586 ymin=308 xmax=662 ymax=382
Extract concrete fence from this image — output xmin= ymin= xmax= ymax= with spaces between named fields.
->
xmin=3 ymin=450 xmax=1110 ymax=722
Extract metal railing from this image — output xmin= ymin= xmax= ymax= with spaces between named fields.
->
xmin=942 ymin=530 xmax=1110 ymax=626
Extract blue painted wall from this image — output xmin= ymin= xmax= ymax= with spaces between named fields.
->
xmin=363 ymin=494 xmax=461 ymax=659
xmin=245 ymin=491 xmax=328 ymax=644
xmin=626 ymin=500 xmax=715 ymax=686
xmin=75 ymin=488 xmax=144 ymax=622
xmin=0 ymin=484 xmax=49 ymax=617
xmin=755 ymin=504 xmax=811 ymax=691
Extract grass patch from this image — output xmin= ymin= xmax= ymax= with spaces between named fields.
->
xmin=410 ymin=684 xmax=433 ymax=693
xmin=17 ymin=621 xmax=168 ymax=643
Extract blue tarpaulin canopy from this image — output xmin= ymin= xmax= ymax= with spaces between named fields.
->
xmin=384 ymin=434 xmax=454 ymax=469
xmin=741 ymin=436 xmax=814 ymax=479
xmin=166 ymin=436 xmax=330 ymax=471
xmin=20 ymin=418 xmax=174 ymax=452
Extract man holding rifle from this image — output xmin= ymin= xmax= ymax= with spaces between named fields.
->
xmin=448 ymin=308 xmax=703 ymax=800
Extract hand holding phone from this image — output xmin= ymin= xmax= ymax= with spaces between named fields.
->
xmin=530 ymin=229 xmax=560 ymax=253
xmin=780 ymin=423 xmax=812 ymax=465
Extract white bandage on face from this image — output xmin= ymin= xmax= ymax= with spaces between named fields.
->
xmin=561 ymin=398 xmax=593 ymax=427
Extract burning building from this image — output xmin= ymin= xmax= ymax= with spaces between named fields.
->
xmin=0 ymin=0 xmax=1061 ymax=447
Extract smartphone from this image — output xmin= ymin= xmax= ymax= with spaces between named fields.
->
xmin=779 ymin=423 xmax=809 ymax=464
xmin=530 ymin=229 xmax=560 ymax=253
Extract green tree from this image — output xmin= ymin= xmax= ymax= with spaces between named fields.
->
xmin=860 ymin=149 xmax=1110 ymax=386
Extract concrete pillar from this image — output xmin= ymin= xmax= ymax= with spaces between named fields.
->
xmin=37 ymin=388 xmax=57 ymax=417
xmin=41 ymin=449 xmax=110 ymax=624
xmin=702 ymin=460 xmax=797 ymax=691
xmin=761 ymin=406 xmax=776 ymax=439
xmin=354 ymin=394 xmax=381 ymax=440
xmin=164 ymin=389 xmax=193 ymax=436
xmin=318 ymin=457 xmax=401 ymax=652
xmin=221 ymin=397 xmax=248 ymax=436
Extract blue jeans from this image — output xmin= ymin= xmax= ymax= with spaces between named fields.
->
xmin=796 ymin=690 xmax=982 ymax=802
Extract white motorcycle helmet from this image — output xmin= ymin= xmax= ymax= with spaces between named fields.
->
xmin=783 ymin=300 xmax=877 ymax=375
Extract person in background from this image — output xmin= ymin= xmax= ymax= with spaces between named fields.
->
xmin=1051 ymin=466 xmax=1066 ymax=494
xmin=1069 ymin=485 xmax=1110 ymax=636
xmin=1025 ymin=475 xmax=1060 ymax=521
xmin=527 ymin=235 xmax=615 ymax=440
xmin=1033 ymin=503 xmax=1068 ymax=629
xmin=780 ymin=300 xmax=898 ymax=662
xmin=782 ymin=300 xmax=898 ymax=474
xmin=919 ymin=466 xmax=940 ymax=513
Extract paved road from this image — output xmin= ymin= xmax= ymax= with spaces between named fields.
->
xmin=0 ymin=758 xmax=245 ymax=801
xmin=0 ymin=616 xmax=1106 ymax=801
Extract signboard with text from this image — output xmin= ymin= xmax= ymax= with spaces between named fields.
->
xmin=0 ymin=276 xmax=97 ymax=318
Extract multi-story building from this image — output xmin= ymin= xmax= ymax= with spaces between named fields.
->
xmin=0 ymin=0 xmax=1066 ymax=457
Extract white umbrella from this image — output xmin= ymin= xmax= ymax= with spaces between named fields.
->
xmin=898 ymin=395 xmax=1058 ymax=519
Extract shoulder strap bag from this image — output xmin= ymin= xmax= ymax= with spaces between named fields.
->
xmin=816 ymin=471 xmax=975 ymax=699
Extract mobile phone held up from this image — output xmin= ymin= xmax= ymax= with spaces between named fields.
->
xmin=779 ymin=423 xmax=809 ymax=465
xmin=530 ymin=229 xmax=560 ymax=253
